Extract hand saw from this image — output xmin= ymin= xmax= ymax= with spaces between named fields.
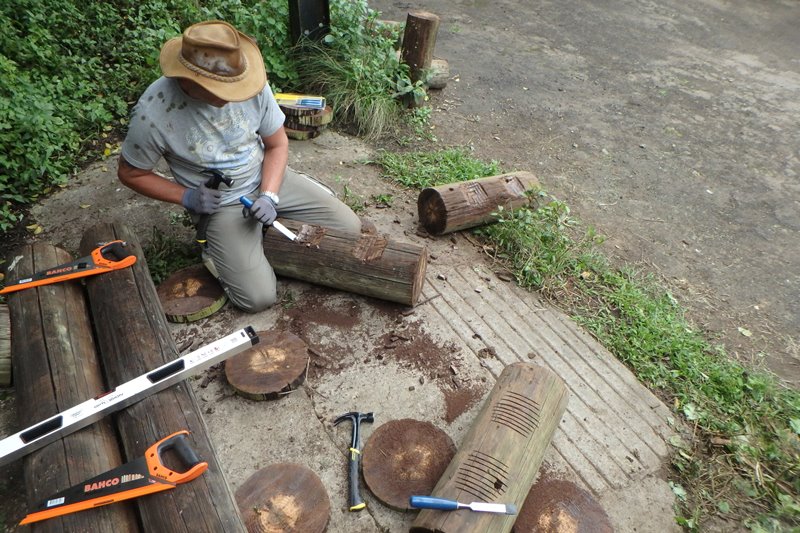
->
xmin=20 ymin=430 xmax=207 ymax=524
xmin=0 ymin=240 xmax=137 ymax=295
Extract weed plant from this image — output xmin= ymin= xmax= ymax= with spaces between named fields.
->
xmin=374 ymin=149 xmax=800 ymax=531
xmin=143 ymin=226 xmax=198 ymax=285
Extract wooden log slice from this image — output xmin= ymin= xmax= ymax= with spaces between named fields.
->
xmin=512 ymin=479 xmax=612 ymax=533
xmin=279 ymin=104 xmax=323 ymax=117
xmin=225 ymin=330 xmax=309 ymax=401
xmin=285 ymin=126 xmax=323 ymax=140
xmin=427 ymin=58 xmax=450 ymax=90
xmin=283 ymin=121 xmax=325 ymax=133
xmin=362 ymin=419 xmax=456 ymax=510
xmin=156 ymin=264 xmax=227 ymax=323
xmin=0 ymin=303 xmax=9 ymax=386
xmin=236 ymin=464 xmax=330 ymax=533
xmin=289 ymin=106 xmax=334 ymax=127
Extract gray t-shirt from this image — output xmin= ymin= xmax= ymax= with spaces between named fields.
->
xmin=121 ymin=77 xmax=285 ymax=205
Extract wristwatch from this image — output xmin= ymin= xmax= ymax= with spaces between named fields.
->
xmin=259 ymin=191 xmax=279 ymax=205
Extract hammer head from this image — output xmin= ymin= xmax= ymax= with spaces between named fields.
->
xmin=334 ymin=412 xmax=374 ymax=426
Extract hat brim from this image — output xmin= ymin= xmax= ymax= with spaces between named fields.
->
xmin=159 ymin=34 xmax=267 ymax=103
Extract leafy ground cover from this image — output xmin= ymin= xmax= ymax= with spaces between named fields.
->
xmin=373 ymin=147 xmax=800 ymax=531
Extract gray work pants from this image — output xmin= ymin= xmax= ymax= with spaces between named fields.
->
xmin=201 ymin=167 xmax=360 ymax=312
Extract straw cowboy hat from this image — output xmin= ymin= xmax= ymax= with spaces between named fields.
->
xmin=160 ymin=20 xmax=266 ymax=102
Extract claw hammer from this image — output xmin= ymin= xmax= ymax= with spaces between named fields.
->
xmin=196 ymin=169 xmax=233 ymax=246
xmin=334 ymin=411 xmax=374 ymax=511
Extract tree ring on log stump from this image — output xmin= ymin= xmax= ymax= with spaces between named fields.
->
xmin=513 ymin=479 xmax=613 ymax=533
xmin=417 ymin=188 xmax=448 ymax=235
xmin=236 ymin=463 xmax=330 ymax=533
xmin=225 ymin=330 xmax=309 ymax=401
xmin=362 ymin=418 xmax=456 ymax=510
xmin=156 ymin=264 xmax=227 ymax=323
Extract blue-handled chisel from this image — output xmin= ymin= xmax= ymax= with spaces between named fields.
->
xmin=239 ymin=196 xmax=297 ymax=241
xmin=409 ymin=495 xmax=517 ymax=515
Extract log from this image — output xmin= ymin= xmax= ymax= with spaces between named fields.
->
xmin=427 ymin=58 xmax=450 ymax=90
xmin=401 ymin=11 xmax=440 ymax=85
xmin=6 ymin=242 xmax=138 ymax=532
xmin=0 ymin=303 xmax=9 ymax=387
xmin=411 ymin=363 xmax=569 ymax=533
xmin=225 ymin=330 xmax=309 ymax=401
xmin=362 ymin=419 xmax=456 ymax=510
xmin=263 ymin=221 xmax=427 ymax=306
xmin=512 ymin=479 xmax=612 ymax=533
xmin=235 ymin=464 xmax=330 ymax=533
xmin=156 ymin=263 xmax=227 ymax=323
xmin=80 ymin=221 xmax=245 ymax=533
xmin=417 ymin=171 xmax=541 ymax=236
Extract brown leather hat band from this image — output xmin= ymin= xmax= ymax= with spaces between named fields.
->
xmin=177 ymin=53 xmax=250 ymax=83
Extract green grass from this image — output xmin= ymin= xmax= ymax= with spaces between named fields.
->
xmin=373 ymin=148 xmax=800 ymax=531
xmin=142 ymin=226 xmax=199 ymax=285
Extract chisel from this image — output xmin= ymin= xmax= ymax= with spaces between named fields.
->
xmin=239 ymin=196 xmax=297 ymax=241
xmin=410 ymin=495 xmax=517 ymax=515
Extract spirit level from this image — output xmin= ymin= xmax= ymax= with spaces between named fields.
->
xmin=0 ymin=327 xmax=258 ymax=466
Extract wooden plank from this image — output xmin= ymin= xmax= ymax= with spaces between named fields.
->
xmin=80 ymin=222 xmax=245 ymax=533
xmin=6 ymin=242 xmax=138 ymax=532
xmin=263 ymin=221 xmax=428 ymax=306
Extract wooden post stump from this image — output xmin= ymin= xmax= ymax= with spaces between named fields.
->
xmin=411 ymin=363 xmax=569 ymax=533
xmin=263 ymin=221 xmax=427 ymax=306
xmin=225 ymin=330 xmax=309 ymax=401
xmin=80 ymin=221 xmax=245 ymax=533
xmin=362 ymin=419 xmax=456 ymax=510
xmin=6 ymin=242 xmax=138 ymax=532
xmin=235 ymin=464 xmax=330 ymax=533
xmin=401 ymin=11 xmax=441 ymax=85
xmin=418 ymin=172 xmax=541 ymax=236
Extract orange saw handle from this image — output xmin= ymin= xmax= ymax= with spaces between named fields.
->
xmin=92 ymin=240 xmax=137 ymax=269
xmin=146 ymin=430 xmax=208 ymax=484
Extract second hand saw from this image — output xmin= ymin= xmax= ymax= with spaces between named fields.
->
xmin=1 ymin=240 xmax=137 ymax=294
xmin=20 ymin=430 xmax=207 ymax=524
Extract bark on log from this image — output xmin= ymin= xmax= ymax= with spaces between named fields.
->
xmin=263 ymin=221 xmax=427 ymax=306
xmin=401 ymin=11 xmax=441 ymax=84
xmin=411 ymin=363 xmax=569 ymax=533
xmin=6 ymin=242 xmax=138 ymax=532
xmin=80 ymin=221 xmax=245 ymax=533
xmin=418 ymin=171 xmax=541 ymax=236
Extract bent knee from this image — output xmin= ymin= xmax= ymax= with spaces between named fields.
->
xmin=227 ymin=287 xmax=277 ymax=313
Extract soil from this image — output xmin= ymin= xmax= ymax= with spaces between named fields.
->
xmin=371 ymin=0 xmax=800 ymax=385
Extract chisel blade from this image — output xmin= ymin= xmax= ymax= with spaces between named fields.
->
xmin=272 ymin=220 xmax=297 ymax=241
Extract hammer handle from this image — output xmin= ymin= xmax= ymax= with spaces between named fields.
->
xmin=347 ymin=447 xmax=366 ymax=511
xmin=195 ymin=171 xmax=233 ymax=246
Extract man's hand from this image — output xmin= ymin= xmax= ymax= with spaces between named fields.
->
xmin=248 ymin=195 xmax=278 ymax=225
xmin=182 ymin=183 xmax=222 ymax=214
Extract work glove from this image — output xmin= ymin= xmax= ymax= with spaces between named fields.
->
xmin=182 ymin=183 xmax=222 ymax=215
xmin=245 ymin=195 xmax=278 ymax=226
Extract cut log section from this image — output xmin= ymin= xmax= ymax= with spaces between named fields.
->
xmin=284 ymin=105 xmax=333 ymax=127
xmin=81 ymin=221 xmax=246 ymax=533
xmin=6 ymin=243 xmax=138 ymax=531
xmin=512 ymin=479 xmax=613 ymax=533
xmin=411 ymin=363 xmax=569 ymax=533
xmin=427 ymin=58 xmax=450 ymax=90
xmin=156 ymin=263 xmax=227 ymax=323
xmin=418 ymin=171 xmax=541 ymax=236
xmin=0 ymin=303 xmax=9 ymax=387
xmin=263 ymin=221 xmax=427 ymax=306
xmin=285 ymin=126 xmax=323 ymax=141
xmin=225 ymin=330 xmax=309 ymax=401
xmin=235 ymin=464 xmax=330 ymax=533
xmin=362 ymin=419 xmax=456 ymax=510
xmin=401 ymin=11 xmax=441 ymax=84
